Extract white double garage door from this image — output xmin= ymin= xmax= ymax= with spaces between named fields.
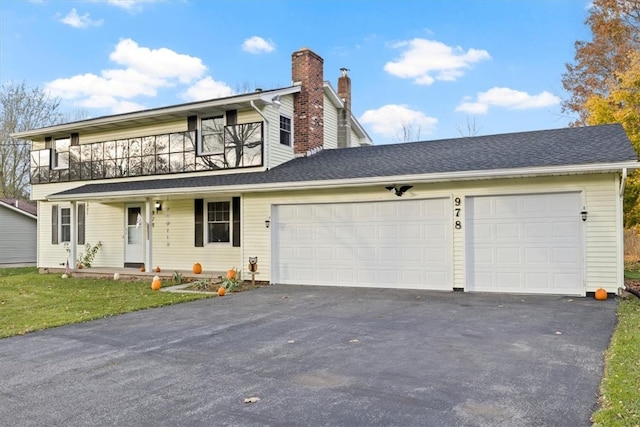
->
xmin=272 ymin=192 xmax=584 ymax=295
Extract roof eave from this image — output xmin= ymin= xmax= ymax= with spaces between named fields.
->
xmin=46 ymin=161 xmax=639 ymax=202
xmin=0 ymin=203 xmax=38 ymax=219
xmin=11 ymin=86 xmax=301 ymax=140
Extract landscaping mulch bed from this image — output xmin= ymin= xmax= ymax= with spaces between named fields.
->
xmin=185 ymin=279 xmax=268 ymax=293
xmin=623 ymin=278 xmax=640 ymax=295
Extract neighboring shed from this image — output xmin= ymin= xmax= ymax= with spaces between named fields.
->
xmin=0 ymin=198 xmax=37 ymax=265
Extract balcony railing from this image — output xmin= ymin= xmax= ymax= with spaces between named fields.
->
xmin=30 ymin=123 xmax=263 ymax=184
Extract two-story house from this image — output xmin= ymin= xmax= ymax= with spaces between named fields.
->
xmin=13 ymin=47 xmax=639 ymax=296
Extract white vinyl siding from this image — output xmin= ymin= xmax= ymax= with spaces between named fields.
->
xmin=152 ymin=199 xmax=240 ymax=271
xmin=75 ymin=120 xmax=187 ymax=145
xmin=238 ymin=109 xmax=261 ymax=124
xmin=268 ymin=95 xmax=295 ymax=168
xmin=37 ymin=201 xmax=122 ymax=268
xmin=323 ymin=93 xmax=338 ymax=149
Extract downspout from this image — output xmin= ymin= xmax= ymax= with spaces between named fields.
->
xmin=619 ymin=168 xmax=640 ymax=298
xmin=250 ymin=100 xmax=270 ymax=170
xmin=620 ymin=168 xmax=627 ymax=196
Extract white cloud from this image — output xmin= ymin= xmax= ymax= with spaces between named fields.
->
xmin=104 ymin=0 xmax=159 ymax=11
xmin=45 ymin=38 xmax=211 ymax=113
xmin=182 ymin=77 xmax=235 ymax=102
xmin=455 ymin=87 xmax=561 ymax=114
xmin=60 ymin=9 xmax=104 ymax=28
xmin=359 ymin=104 xmax=438 ymax=140
xmin=109 ymin=38 xmax=206 ymax=83
xmin=384 ymin=38 xmax=490 ymax=85
xmin=242 ymin=36 xmax=276 ymax=54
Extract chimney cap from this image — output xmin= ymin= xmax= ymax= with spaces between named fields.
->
xmin=340 ymin=68 xmax=350 ymax=77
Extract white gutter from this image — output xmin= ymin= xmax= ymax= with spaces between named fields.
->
xmin=250 ymin=100 xmax=270 ymax=170
xmin=46 ymin=160 xmax=640 ymax=202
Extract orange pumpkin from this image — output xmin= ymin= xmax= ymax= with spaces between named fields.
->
xmin=155 ymin=266 xmax=161 ymax=273
xmin=217 ymin=287 xmax=226 ymax=296
xmin=140 ymin=265 xmax=146 ymax=272
xmin=595 ymin=288 xmax=607 ymax=300
xmin=193 ymin=263 xmax=202 ymax=274
xmin=226 ymin=268 xmax=236 ymax=280
xmin=151 ymin=279 xmax=162 ymax=291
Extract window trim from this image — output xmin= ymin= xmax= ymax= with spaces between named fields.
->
xmin=52 ymin=137 xmax=71 ymax=170
xmin=205 ymin=199 xmax=232 ymax=244
xmin=59 ymin=206 xmax=71 ymax=243
xmin=198 ymin=115 xmax=225 ymax=156
xmin=279 ymin=114 xmax=293 ymax=147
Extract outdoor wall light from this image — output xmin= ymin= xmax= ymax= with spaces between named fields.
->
xmin=155 ymin=201 xmax=162 ymax=212
xmin=385 ymin=185 xmax=413 ymax=197
xmin=265 ymin=218 xmax=271 ymax=228
xmin=581 ymin=208 xmax=588 ymax=222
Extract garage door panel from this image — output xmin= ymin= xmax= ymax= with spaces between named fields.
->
xmin=524 ymin=247 xmax=549 ymax=263
xmin=467 ymin=193 xmax=583 ymax=295
xmin=496 ymin=223 xmax=519 ymax=239
xmin=523 ymin=222 xmax=549 ymax=238
xmin=274 ymin=199 xmax=452 ymax=290
xmin=553 ymin=247 xmax=580 ymax=263
xmin=497 ymin=247 xmax=520 ymax=264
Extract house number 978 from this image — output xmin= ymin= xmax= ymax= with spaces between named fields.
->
xmin=454 ymin=197 xmax=462 ymax=229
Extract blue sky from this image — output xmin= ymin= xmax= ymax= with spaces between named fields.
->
xmin=0 ymin=0 xmax=592 ymax=144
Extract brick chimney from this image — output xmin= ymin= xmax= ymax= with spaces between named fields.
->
xmin=337 ymin=67 xmax=352 ymax=148
xmin=291 ymin=48 xmax=324 ymax=156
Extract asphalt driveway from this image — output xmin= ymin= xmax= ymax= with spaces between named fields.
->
xmin=0 ymin=285 xmax=617 ymax=426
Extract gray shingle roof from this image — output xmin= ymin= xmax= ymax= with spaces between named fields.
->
xmin=0 ymin=198 xmax=38 ymax=216
xmin=51 ymin=124 xmax=637 ymax=197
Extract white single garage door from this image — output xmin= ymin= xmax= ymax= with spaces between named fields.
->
xmin=273 ymin=199 xmax=452 ymax=290
xmin=466 ymin=192 xmax=584 ymax=295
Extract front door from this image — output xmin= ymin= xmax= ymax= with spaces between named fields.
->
xmin=125 ymin=205 xmax=144 ymax=266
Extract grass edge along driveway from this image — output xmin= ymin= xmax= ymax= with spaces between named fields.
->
xmin=0 ymin=267 xmax=212 ymax=338
xmin=591 ymin=297 xmax=640 ymax=426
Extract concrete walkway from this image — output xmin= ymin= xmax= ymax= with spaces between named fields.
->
xmin=0 ymin=285 xmax=617 ymax=426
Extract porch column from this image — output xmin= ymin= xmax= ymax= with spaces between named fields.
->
xmin=70 ymin=201 xmax=77 ymax=269
xmin=145 ymin=198 xmax=153 ymax=271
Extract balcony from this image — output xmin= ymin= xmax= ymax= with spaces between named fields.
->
xmin=30 ymin=123 xmax=263 ymax=184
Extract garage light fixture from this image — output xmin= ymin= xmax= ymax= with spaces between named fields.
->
xmin=154 ymin=201 xmax=162 ymax=212
xmin=265 ymin=218 xmax=271 ymax=228
xmin=385 ymin=185 xmax=413 ymax=197
xmin=580 ymin=208 xmax=588 ymax=222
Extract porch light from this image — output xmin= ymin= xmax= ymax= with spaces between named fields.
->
xmin=265 ymin=218 xmax=270 ymax=228
xmin=155 ymin=201 xmax=162 ymax=212
xmin=580 ymin=208 xmax=588 ymax=222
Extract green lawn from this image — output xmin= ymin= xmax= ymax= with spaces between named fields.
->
xmin=591 ymin=272 xmax=640 ymax=426
xmin=0 ymin=267 xmax=212 ymax=338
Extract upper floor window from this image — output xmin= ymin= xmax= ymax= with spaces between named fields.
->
xmin=53 ymin=137 xmax=71 ymax=169
xmin=200 ymin=116 xmax=224 ymax=155
xmin=280 ymin=115 xmax=292 ymax=146
xmin=207 ymin=201 xmax=230 ymax=243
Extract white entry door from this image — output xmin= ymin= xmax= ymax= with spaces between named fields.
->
xmin=125 ymin=205 xmax=144 ymax=265
xmin=272 ymin=199 xmax=452 ymax=290
xmin=466 ymin=192 xmax=584 ymax=295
